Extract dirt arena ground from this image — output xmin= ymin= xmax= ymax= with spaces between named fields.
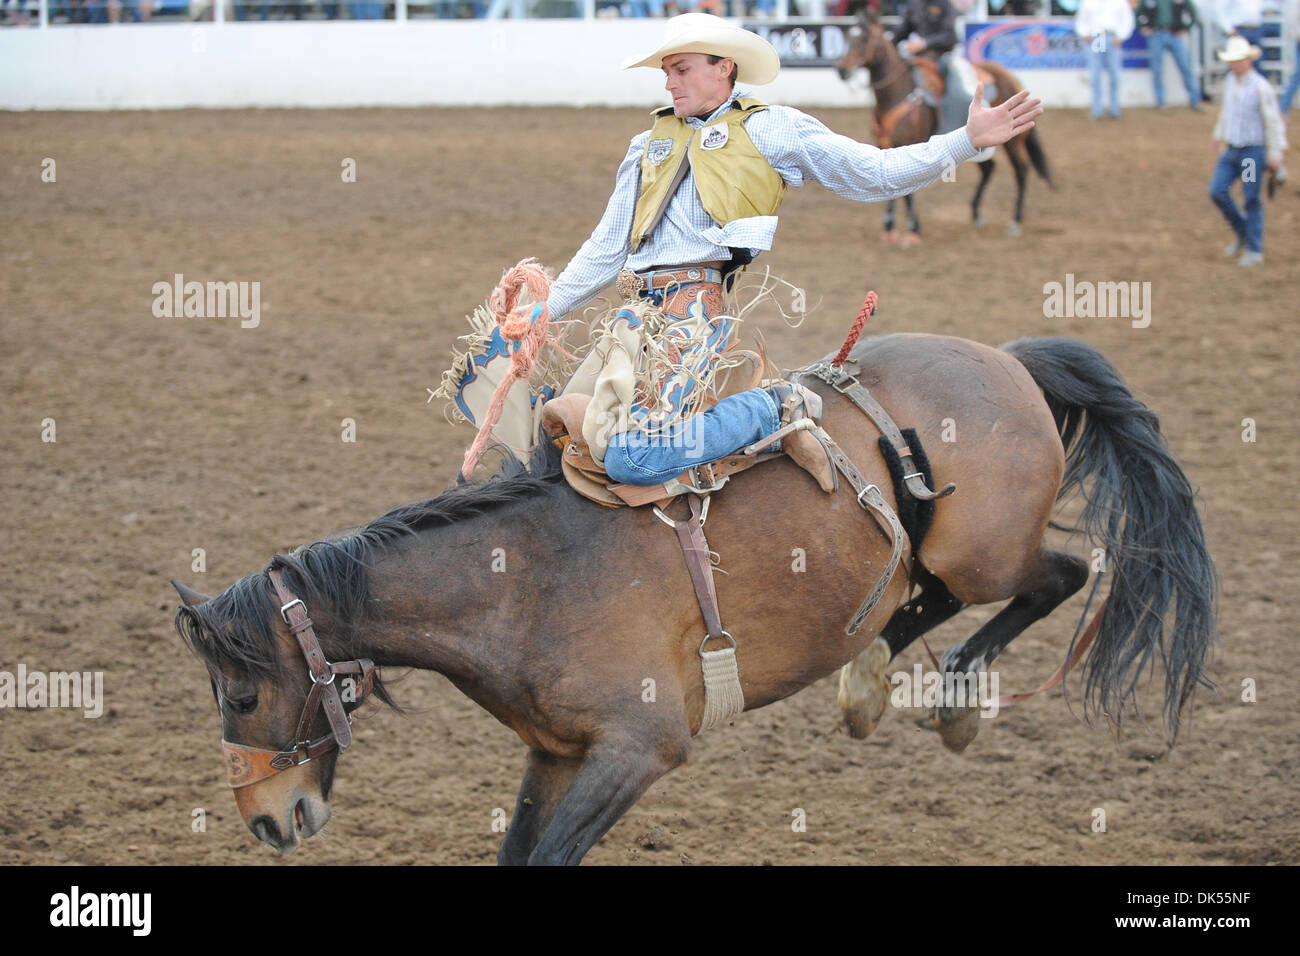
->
xmin=2 ymin=103 xmax=1297 ymax=866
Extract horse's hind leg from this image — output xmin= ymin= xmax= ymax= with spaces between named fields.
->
xmin=839 ymin=572 xmax=965 ymax=738
xmin=971 ymin=158 xmax=995 ymax=227
xmin=497 ymin=749 xmax=582 ymax=866
xmin=1007 ymin=141 xmax=1029 ymax=237
xmin=527 ymin=730 xmax=689 ymax=866
xmin=929 ymin=547 xmax=1089 ymax=752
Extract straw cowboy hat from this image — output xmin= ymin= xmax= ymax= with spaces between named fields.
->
xmin=621 ymin=13 xmax=782 ymax=86
xmin=1217 ymin=35 xmax=1263 ymax=62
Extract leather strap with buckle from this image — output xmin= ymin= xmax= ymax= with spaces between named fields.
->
xmin=615 ymin=266 xmax=724 ymax=301
xmin=220 ymin=569 xmax=375 ymax=789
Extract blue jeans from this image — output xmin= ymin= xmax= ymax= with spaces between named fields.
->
xmin=602 ymin=276 xmax=782 ymax=486
xmin=1209 ymin=145 xmax=1266 ymax=253
xmin=1088 ymin=34 xmax=1122 ymax=118
xmin=604 ymin=387 xmax=781 ymax=485
xmin=1147 ymin=30 xmax=1199 ymax=106
xmin=1282 ymin=41 xmax=1300 ymax=112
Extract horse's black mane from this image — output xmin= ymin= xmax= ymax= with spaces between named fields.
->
xmin=175 ymin=440 xmax=564 ymax=705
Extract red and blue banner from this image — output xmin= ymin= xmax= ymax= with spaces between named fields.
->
xmin=964 ymin=19 xmax=1150 ymax=69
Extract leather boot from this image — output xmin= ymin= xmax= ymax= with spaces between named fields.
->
xmin=768 ymin=382 xmax=836 ymax=493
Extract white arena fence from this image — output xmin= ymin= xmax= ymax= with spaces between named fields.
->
xmin=0 ymin=3 xmax=1293 ymax=110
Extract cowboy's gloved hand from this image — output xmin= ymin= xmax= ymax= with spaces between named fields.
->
xmin=965 ymin=83 xmax=1043 ymax=150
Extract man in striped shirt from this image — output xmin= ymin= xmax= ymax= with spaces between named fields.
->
xmin=1209 ymin=35 xmax=1287 ymax=267
xmin=547 ymin=13 xmax=1042 ymax=490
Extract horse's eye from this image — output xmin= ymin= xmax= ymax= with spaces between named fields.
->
xmin=231 ymin=696 xmax=258 ymax=715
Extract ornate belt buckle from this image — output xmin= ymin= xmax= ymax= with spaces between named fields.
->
xmin=615 ymin=269 xmax=642 ymax=301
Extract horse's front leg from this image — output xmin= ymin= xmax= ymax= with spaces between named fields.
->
xmin=882 ymin=198 xmax=898 ymax=243
xmin=527 ymin=729 xmax=690 ymax=866
xmin=971 ymin=157 xmax=995 ymax=227
xmin=839 ymin=573 xmax=965 ymax=739
xmin=497 ymin=749 xmax=582 ymax=866
xmin=900 ymin=193 xmax=921 ymax=247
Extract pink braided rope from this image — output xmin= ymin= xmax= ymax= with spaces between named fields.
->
xmin=460 ymin=258 xmax=553 ymax=478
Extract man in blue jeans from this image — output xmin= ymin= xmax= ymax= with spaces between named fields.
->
xmin=535 ymin=14 xmax=1042 ymax=489
xmin=1136 ymin=0 xmax=1203 ymax=110
xmin=1281 ymin=0 xmax=1300 ymax=112
xmin=1076 ymin=0 xmax=1135 ymax=119
xmin=1209 ymin=36 xmax=1287 ymax=267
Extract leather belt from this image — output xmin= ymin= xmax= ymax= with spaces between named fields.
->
xmin=616 ymin=266 xmax=723 ymax=301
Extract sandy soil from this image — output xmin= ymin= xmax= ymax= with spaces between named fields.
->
xmin=1 ymin=104 xmax=1296 ymax=866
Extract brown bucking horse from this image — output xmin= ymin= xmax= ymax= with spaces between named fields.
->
xmin=835 ymin=10 xmax=1055 ymax=243
xmin=172 ymin=333 xmax=1215 ymax=865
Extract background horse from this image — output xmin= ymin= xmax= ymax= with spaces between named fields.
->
xmin=835 ymin=10 xmax=1055 ymax=243
xmin=173 ymin=334 xmax=1214 ymax=865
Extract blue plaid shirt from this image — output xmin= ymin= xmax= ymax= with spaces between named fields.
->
xmin=546 ymin=90 xmax=979 ymax=319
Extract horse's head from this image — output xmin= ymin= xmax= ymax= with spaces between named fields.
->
xmin=172 ymin=575 xmax=356 ymax=853
xmin=836 ymin=12 xmax=889 ymax=81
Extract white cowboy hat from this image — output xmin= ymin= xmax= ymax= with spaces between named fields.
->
xmin=621 ymin=13 xmax=781 ymax=86
xmin=1217 ymin=35 xmax=1263 ymax=62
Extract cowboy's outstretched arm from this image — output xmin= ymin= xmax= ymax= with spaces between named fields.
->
xmin=749 ymin=105 xmax=976 ymax=202
xmin=965 ymin=83 xmax=1043 ymax=149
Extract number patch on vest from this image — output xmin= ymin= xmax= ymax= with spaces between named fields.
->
xmin=647 ymin=138 xmax=675 ymax=166
xmin=700 ymin=123 xmax=730 ymax=151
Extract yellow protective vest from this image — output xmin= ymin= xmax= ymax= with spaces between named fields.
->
xmin=629 ymin=97 xmax=787 ymax=252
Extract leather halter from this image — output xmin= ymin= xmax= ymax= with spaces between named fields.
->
xmin=220 ymin=569 xmax=375 ymax=789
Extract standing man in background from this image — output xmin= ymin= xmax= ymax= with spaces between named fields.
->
xmin=1209 ymin=35 xmax=1286 ymax=267
xmin=1076 ymin=0 xmax=1137 ymax=120
xmin=1137 ymin=0 xmax=1205 ymax=110
xmin=1280 ymin=0 xmax=1300 ymax=111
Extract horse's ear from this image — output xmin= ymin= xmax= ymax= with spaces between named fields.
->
xmin=171 ymin=579 xmax=211 ymax=607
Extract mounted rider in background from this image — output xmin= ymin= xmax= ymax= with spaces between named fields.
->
xmin=891 ymin=0 xmax=977 ymax=136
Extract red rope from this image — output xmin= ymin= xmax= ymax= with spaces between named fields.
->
xmin=832 ymin=290 xmax=878 ymax=367
xmin=460 ymin=258 xmax=553 ymax=478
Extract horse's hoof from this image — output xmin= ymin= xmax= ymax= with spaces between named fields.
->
xmin=882 ymin=231 xmax=899 ymax=245
xmin=900 ymin=232 xmax=922 ymax=248
xmin=973 ymin=214 xmax=985 ymax=228
xmin=1006 ymin=222 xmax=1022 ymax=238
xmin=932 ymin=705 xmax=982 ymax=754
xmin=837 ymin=639 xmax=892 ymax=740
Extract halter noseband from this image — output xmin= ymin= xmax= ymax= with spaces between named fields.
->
xmin=221 ymin=569 xmax=375 ymax=789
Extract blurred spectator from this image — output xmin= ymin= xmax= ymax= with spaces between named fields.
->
xmin=1076 ymin=0 xmax=1134 ymax=119
xmin=1 ymin=0 xmax=33 ymax=24
xmin=625 ymin=0 xmax=668 ymax=14
xmin=86 ymin=0 xmax=154 ymax=19
xmin=1136 ymin=0 xmax=1203 ymax=110
xmin=188 ymin=0 xmax=233 ymax=18
xmin=1215 ymin=0 xmax=1266 ymax=74
xmin=1209 ymin=35 xmax=1286 ymax=266
xmin=1281 ymin=0 xmax=1299 ymax=111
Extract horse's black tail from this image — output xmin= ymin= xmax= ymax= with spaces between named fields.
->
xmin=1002 ymin=337 xmax=1217 ymax=744
xmin=1025 ymin=127 xmax=1055 ymax=190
